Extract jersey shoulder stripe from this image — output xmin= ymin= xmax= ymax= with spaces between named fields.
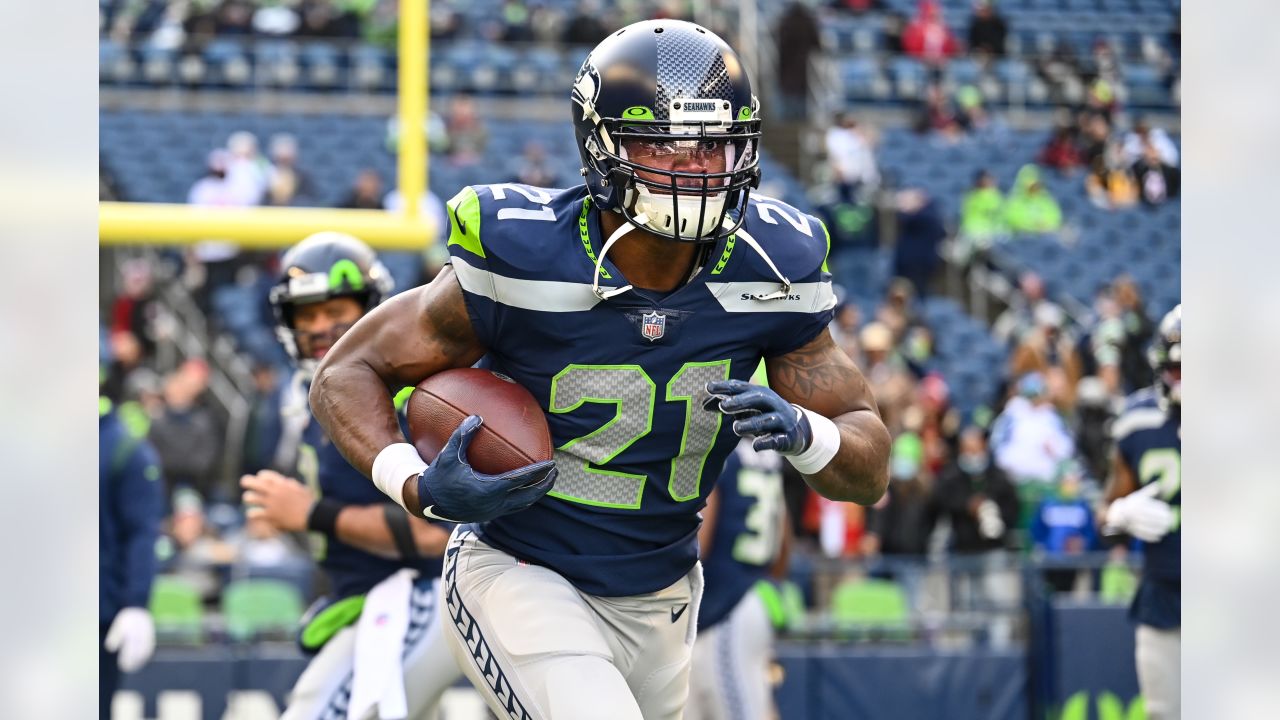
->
xmin=451 ymin=254 xmax=605 ymax=312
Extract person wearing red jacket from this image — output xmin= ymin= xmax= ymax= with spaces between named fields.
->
xmin=903 ymin=0 xmax=960 ymax=65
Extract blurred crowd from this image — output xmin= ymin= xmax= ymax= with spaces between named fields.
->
xmin=101 ymin=0 xmax=738 ymax=50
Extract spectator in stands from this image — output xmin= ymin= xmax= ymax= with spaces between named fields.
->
xmin=443 ymin=96 xmax=489 ymax=166
xmin=966 ymin=0 xmax=1006 ymax=58
xmin=955 ymin=86 xmax=1008 ymax=142
xmin=1073 ymin=376 xmax=1115 ymax=482
xmin=1087 ymin=291 xmax=1128 ymax=397
xmin=1029 ymin=461 xmax=1098 ymax=593
xmin=876 ymin=277 xmax=924 ymax=345
xmin=110 ymin=258 xmax=161 ymax=359
xmin=300 ymin=0 xmax=361 ymax=39
xmin=775 ymin=1 xmax=821 ymax=121
xmin=225 ymin=512 xmax=311 ymax=579
xmin=913 ymin=83 xmax=963 ymax=138
xmin=1122 ymin=117 xmax=1180 ymax=168
xmin=215 ymin=0 xmax=255 ymax=36
xmin=825 ymin=112 xmax=881 ymax=203
xmin=1085 ymin=142 xmax=1139 ymax=210
xmin=1111 ymin=276 xmax=1156 ymax=390
xmin=882 ymin=10 xmax=907 ymax=54
xmin=340 ymin=168 xmax=384 ymax=210
xmin=1077 ymin=111 xmax=1111 ymax=169
xmin=903 ymin=0 xmax=960 ymax=66
xmin=1039 ymin=124 xmax=1084 ymax=174
xmin=225 ymin=131 xmax=271 ymax=206
xmin=187 ymin=149 xmax=235 ymax=207
xmin=1009 ymin=302 xmax=1084 ymax=405
xmin=159 ymin=487 xmax=233 ymax=603
xmin=511 ymin=140 xmax=560 ymax=188
xmin=990 ymin=372 xmax=1075 ymax=486
xmin=860 ymin=321 xmax=917 ymax=434
xmin=266 ymin=133 xmax=315 ymax=207
xmin=864 ymin=433 xmax=935 ymax=556
xmin=956 ymin=170 xmax=1006 ymax=270
xmin=500 ymin=0 xmax=535 ymax=42
xmin=1083 ymin=77 xmax=1118 ymax=122
xmin=830 ymin=301 xmax=864 ymax=360
xmin=1132 ymin=140 xmax=1181 ymax=206
xmin=992 ymin=271 xmax=1061 ymax=347
xmin=148 ymin=359 xmax=224 ymax=501
xmin=893 ymin=189 xmax=946 ymax=298
xmin=241 ymin=362 xmax=284 ymax=475
xmin=562 ymin=0 xmax=609 ymax=46
xmin=934 ymin=426 xmax=1019 ymax=553
xmin=1003 ymin=164 xmax=1063 ymax=234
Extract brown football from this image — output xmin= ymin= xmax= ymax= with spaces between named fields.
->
xmin=406 ymin=368 xmax=554 ymax=475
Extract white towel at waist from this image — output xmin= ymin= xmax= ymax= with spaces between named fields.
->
xmin=347 ymin=568 xmax=416 ymax=720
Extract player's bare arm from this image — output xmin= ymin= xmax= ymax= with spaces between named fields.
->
xmin=767 ymin=329 xmax=891 ymax=505
xmin=241 ymin=470 xmax=450 ymax=558
xmin=310 ymin=266 xmax=486 ymax=509
xmin=1104 ymin=449 xmax=1138 ymax=505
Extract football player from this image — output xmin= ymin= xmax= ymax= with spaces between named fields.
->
xmin=310 ymin=20 xmax=891 ymax=720
xmin=99 ymin=395 xmax=164 ymax=720
xmin=240 ymin=232 xmax=461 ymax=720
xmin=1102 ymin=304 xmax=1181 ymax=720
xmin=686 ymin=436 xmax=789 ymax=720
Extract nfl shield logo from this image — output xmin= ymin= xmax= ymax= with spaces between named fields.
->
xmin=641 ymin=311 xmax=666 ymax=341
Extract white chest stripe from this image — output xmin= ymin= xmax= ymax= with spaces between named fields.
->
xmin=450 ymin=256 xmax=609 ymax=312
xmin=704 ymin=280 xmax=837 ymax=313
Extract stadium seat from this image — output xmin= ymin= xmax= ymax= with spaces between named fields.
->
xmin=149 ymin=575 xmax=205 ymax=645
xmin=221 ymin=578 xmax=304 ymax=643
xmin=829 ymin=577 xmax=911 ymax=639
xmin=1099 ymin=563 xmax=1139 ymax=604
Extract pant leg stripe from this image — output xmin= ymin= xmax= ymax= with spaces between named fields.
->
xmin=444 ymin=528 xmax=535 ymax=720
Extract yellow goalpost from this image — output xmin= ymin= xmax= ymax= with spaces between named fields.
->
xmin=98 ymin=0 xmax=434 ymax=251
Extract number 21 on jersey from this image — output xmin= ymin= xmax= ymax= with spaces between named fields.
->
xmin=548 ymin=360 xmax=731 ymax=509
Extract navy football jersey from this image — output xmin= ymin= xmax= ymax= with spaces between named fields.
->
xmin=445 ymin=183 xmax=834 ymax=596
xmin=1113 ymin=387 xmax=1181 ymax=628
xmin=698 ymin=439 xmax=785 ymax=631
xmin=287 ymin=380 xmax=444 ymax=599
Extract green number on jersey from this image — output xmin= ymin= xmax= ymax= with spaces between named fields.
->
xmin=1138 ymin=447 xmax=1181 ymax=530
xmin=732 ymin=466 xmax=785 ymax=566
xmin=547 ymin=360 xmax=732 ymax=508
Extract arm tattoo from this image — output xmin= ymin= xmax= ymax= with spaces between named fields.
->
xmin=770 ymin=334 xmax=871 ymax=411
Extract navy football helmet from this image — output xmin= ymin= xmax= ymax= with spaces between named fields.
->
xmin=1148 ymin=303 xmax=1181 ymax=405
xmin=571 ymin=20 xmax=761 ymax=244
xmin=269 ymin=231 xmax=393 ymax=372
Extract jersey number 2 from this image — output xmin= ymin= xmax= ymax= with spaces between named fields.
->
xmin=548 ymin=361 xmax=731 ymax=509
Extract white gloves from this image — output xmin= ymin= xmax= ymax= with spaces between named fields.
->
xmin=976 ymin=499 xmax=1006 ymax=540
xmin=1105 ymin=483 xmax=1175 ymax=543
xmin=104 ymin=607 xmax=156 ymax=673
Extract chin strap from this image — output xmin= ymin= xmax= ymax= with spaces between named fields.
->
xmin=731 ymin=224 xmax=793 ymax=300
xmin=591 ymin=213 xmax=646 ymax=300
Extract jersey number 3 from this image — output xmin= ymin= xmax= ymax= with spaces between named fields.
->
xmin=548 ymin=361 xmax=731 ymax=509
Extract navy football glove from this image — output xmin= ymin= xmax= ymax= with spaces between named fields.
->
xmin=416 ymin=415 xmax=557 ymax=522
xmin=704 ymin=379 xmax=813 ymax=455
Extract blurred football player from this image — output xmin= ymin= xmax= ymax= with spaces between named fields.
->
xmin=310 ymin=20 xmax=890 ymax=719
xmin=686 ymin=436 xmax=789 ymax=720
xmin=99 ymin=393 xmax=164 ymax=720
xmin=240 ymin=232 xmax=461 ymax=720
xmin=1102 ymin=304 xmax=1181 ymax=720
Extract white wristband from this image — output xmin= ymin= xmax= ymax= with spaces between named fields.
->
xmin=786 ymin=406 xmax=841 ymax=475
xmin=372 ymin=443 xmax=429 ymax=512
